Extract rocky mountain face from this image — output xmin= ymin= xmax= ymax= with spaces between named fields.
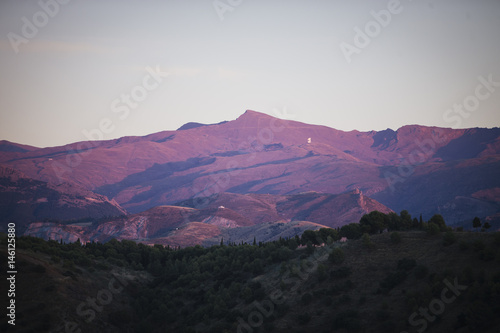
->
xmin=23 ymin=190 xmax=391 ymax=246
xmin=0 ymin=165 xmax=126 ymax=232
xmin=1 ymin=110 xmax=500 ymax=243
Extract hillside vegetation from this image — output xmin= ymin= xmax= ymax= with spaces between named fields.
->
xmin=1 ymin=211 xmax=500 ymax=332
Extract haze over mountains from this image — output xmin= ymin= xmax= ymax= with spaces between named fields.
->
xmin=1 ymin=110 xmax=499 ymax=245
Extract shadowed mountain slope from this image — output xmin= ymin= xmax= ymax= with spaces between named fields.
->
xmin=0 ymin=165 xmax=126 ymax=232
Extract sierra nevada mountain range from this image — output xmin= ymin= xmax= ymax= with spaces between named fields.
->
xmin=1 ymin=110 xmax=499 ymax=245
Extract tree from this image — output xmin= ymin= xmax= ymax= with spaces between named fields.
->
xmin=359 ymin=211 xmax=389 ymax=234
xmin=387 ymin=212 xmax=402 ymax=231
xmin=426 ymin=223 xmax=440 ymax=236
xmin=400 ymin=210 xmax=413 ymax=230
xmin=306 ymin=241 xmax=314 ymax=255
xmin=288 ymin=238 xmax=298 ymax=250
xmin=473 ymin=217 xmax=481 ymax=231
xmin=318 ymin=228 xmax=339 ymax=244
xmin=329 ymin=248 xmax=345 ymax=264
xmin=301 ymin=230 xmax=321 ymax=245
xmin=339 ymin=223 xmax=363 ymax=240
xmin=428 ymin=214 xmax=447 ymax=232
xmin=251 ymin=258 xmax=264 ymax=275
xmin=362 ymin=233 xmax=374 ymax=249
xmin=483 ymin=222 xmax=491 ymax=231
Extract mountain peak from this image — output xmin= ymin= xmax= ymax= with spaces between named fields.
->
xmin=238 ymin=110 xmax=275 ymax=119
xmin=244 ymin=109 xmax=264 ymax=115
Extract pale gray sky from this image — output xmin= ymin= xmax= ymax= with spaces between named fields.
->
xmin=1 ymin=0 xmax=499 ymax=147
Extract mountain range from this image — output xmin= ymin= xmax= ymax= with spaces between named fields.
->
xmin=23 ymin=190 xmax=391 ymax=246
xmin=1 ymin=110 xmax=499 ymax=245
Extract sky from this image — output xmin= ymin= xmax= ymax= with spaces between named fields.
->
xmin=0 ymin=0 xmax=499 ymax=148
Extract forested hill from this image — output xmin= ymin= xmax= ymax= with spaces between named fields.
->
xmin=2 ymin=212 xmax=500 ymax=332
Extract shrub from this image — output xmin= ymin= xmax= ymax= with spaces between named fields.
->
xmin=464 ymin=300 xmax=495 ymax=330
xmin=62 ymin=260 xmax=75 ymax=270
xmin=479 ymin=249 xmax=495 ymax=261
xmin=332 ymin=310 xmax=360 ymax=330
xmin=301 ymin=293 xmax=313 ymax=305
xmin=263 ymin=322 xmax=276 ymax=332
xmin=414 ymin=265 xmax=429 ymax=279
xmin=362 ymin=233 xmax=375 ymax=249
xmin=378 ymin=319 xmax=396 ymax=331
xmin=253 ymin=287 xmax=266 ymax=301
xmin=305 ymin=241 xmax=315 ymax=255
xmin=338 ymin=294 xmax=351 ymax=304
xmin=51 ymin=256 xmax=61 ymax=263
xmin=44 ymin=284 xmax=56 ymax=292
xmin=376 ymin=309 xmax=391 ymax=321
xmin=472 ymin=240 xmax=485 ymax=252
xmin=109 ymin=310 xmax=131 ymax=327
xmin=329 ymin=248 xmax=345 ymax=265
xmin=32 ymin=264 xmax=46 ymax=273
xmin=459 ymin=240 xmax=469 ymax=251
xmin=397 ymin=258 xmax=416 ymax=271
xmin=442 ymin=231 xmax=457 ymax=246
xmin=390 ymin=231 xmax=402 ymax=244
xmin=108 ymin=257 xmax=125 ymax=267
xmin=95 ymin=262 xmax=110 ymax=270
xmin=426 ymin=223 xmax=440 ymax=235
xmin=280 ymin=280 xmax=287 ymax=291
xmin=297 ymin=312 xmax=311 ymax=325
xmin=330 ymin=266 xmax=352 ymax=279
xmin=493 ymin=232 xmax=500 ymax=247
xmin=317 ymin=264 xmax=328 ymax=282
xmin=380 ymin=271 xmax=407 ymax=291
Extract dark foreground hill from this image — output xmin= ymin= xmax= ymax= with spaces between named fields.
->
xmin=2 ymin=228 xmax=500 ymax=333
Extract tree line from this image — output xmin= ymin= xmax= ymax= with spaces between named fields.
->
xmin=10 ymin=209 xmax=493 ymax=332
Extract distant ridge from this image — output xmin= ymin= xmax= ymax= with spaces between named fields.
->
xmin=0 ymin=140 xmax=39 ymax=152
xmin=1 ymin=110 xmax=500 ymax=229
xmin=23 ymin=191 xmax=392 ymax=246
xmin=0 ymin=165 xmax=126 ymax=231
xmin=177 ymin=120 xmax=228 ymax=131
